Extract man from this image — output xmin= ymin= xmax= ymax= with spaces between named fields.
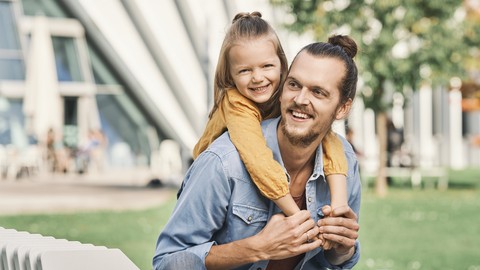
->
xmin=153 ymin=35 xmax=361 ymax=270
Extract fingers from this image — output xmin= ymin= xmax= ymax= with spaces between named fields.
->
xmin=321 ymin=205 xmax=332 ymax=217
xmin=321 ymin=231 xmax=357 ymax=248
xmin=288 ymin=210 xmax=317 ymax=231
xmin=317 ymin=215 xmax=359 ymax=231
xmin=319 ymin=222 xmax=358 ymax=239
xmin=304 ymin=231 xmax=312 ymax=243
xmin=317 ymin=205 xmax=359 ymax=251
xmin=318 ymin=218 xmax=358 ymax=250
xmin=269 ymin=210 xmax=317 ymax=247
xmin=331 ymin=205 xmax=358 ymax=220
xmin=322 ymin=205 xmax=358 ymax=221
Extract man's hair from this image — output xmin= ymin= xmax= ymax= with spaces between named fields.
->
xmin=290 ymin=35 xmax=358 ymax=105
xmin=210 ymin=11 xmax=288 ymax=119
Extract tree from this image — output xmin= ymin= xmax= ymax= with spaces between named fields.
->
xmin=272 ymin=0 xmax=480 ymax=196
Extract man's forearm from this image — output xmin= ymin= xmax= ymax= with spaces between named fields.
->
xmin=205 ymin=236 xmax=265 ymax=270
xmin=324 ymin=246 xmax=355 ymax=266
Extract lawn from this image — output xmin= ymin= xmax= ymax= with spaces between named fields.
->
xmin=0 ymin=196 xmax=178 ymax=270
xmin=1 ymin=168 xmax=479 ymax=270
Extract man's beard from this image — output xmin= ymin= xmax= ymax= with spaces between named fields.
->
xmin=280 ymin=118 xmax=320 ymax=148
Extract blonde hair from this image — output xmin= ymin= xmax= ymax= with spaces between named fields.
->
xmin=210 ymin=11 xmax=288 ymax=119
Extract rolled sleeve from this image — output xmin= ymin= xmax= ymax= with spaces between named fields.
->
xmin=153 ymin=151 xmax=231 ymax=268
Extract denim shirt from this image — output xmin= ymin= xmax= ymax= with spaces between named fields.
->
xmin=153 ymin=117 xmax=362 ymax=270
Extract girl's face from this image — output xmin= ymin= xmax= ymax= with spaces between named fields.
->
xmin=228 ymin=37 xmax=281 ymax=106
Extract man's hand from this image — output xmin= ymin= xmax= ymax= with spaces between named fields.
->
xmin=206 ymin=210 xmax=322 ymax=269
xmin=318 ymin=205 xmax=359 ymax=265
xmin=253 ymin=210 xmax=323 ymax=261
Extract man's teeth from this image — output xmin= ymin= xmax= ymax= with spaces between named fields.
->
xmin=292 ymin=111 xmax=309 ymax=119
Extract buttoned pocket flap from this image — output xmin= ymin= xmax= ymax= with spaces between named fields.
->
xmin=232 ymin=204 xmax=268 ymax=225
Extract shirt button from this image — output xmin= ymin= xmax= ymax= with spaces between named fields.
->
xmin=257 ymin=268 xmax=262 ymax=270
xmin=312 ymin=173 xmax=318 ymax=178
xmin=308 ymin=197 xmax=312 ymax=202
xmin=248 ymin=216 xmax=253 ymax=221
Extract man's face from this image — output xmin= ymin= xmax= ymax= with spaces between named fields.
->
xmin=279 ymin=51 xmax=350 ymax=147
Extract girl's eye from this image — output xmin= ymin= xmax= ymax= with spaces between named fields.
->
xmin=239 ymin=69 xmax=248 ymax=74
xmin=264 ymin=64 xmax=274 ymax=68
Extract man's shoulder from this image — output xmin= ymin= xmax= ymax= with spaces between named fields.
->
xmin=205 ymin=132 xmax=238 ymax=158
xmin=336 ymin=133 xmax=355 ymax=157
xmin=206 ymin=118 xmax=278 ymax=156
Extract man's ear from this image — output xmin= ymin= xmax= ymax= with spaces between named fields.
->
xmin=335 ymin=99 xmax=353 ymax=120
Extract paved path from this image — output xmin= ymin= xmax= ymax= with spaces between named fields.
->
xmin=0 ymin=172 xmax=178 ymax=216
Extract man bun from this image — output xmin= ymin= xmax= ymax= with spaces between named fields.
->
xmin=328 ymin=35 xmax=357 ymax=58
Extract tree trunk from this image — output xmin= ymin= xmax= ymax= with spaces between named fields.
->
xmin=375 ymin=111 xmax=388 ymax=197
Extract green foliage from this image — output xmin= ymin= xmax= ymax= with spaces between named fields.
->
xmin=272 ymin=0 xmax=480 ymax=112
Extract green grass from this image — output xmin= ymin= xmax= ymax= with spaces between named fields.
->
xmin=1 ymin=168 xmax=479 ymax=270
xmin=0 ymin=195 xmax=177 ymax=270
xmin=358 ymin=188 xmax=480 ymax=270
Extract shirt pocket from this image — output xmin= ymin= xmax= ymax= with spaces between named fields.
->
xmin=232 ymin=204 xmax=269 ymax=227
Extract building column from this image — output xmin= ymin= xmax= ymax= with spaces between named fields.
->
xmin=363 ymin=108 xmax=378 ymax=173
xmin=419 ymin=84 xmax=434 ymax=167
xmin=449 ymin=87 xmax=465 ymax=169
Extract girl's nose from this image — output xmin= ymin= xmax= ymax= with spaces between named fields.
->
xmin=251 ymin=70 xmax=264 ymax=83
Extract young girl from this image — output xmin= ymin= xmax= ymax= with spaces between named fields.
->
xmin=194 ymin=11 xmax=348 ymax=248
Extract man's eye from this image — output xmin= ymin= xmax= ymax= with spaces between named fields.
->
xmin=288 ymin=81 xmax=300 ymax=89
xmin=264 ymin=64 xmax=274 ymax=68
xmin=313 ymin=88 xmax=327 ymax=97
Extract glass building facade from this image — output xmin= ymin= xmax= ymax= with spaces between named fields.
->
xmin=0 ymin=0 xmax=478 ymax=182
xmin=0 ymin=0 xmax=225 ymax=180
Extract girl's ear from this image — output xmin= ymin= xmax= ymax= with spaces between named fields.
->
xmin=335 ymin=99 xmax=352 ymax=120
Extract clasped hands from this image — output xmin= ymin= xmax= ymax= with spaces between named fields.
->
xmin=254 ymin=205 xmax=359 ymax=262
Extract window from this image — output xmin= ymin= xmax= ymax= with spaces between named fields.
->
xmin=0 ymin=1 xmax=25 ymax=80
xmin=52 ymin=36 xmax=83 ymax=82
xmin=0 ymin=98 xmax=27 ymax=146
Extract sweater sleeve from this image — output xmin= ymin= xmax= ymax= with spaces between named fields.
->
xmin=192 ymin=109 xmax=227 ymax=159
xmin=223 ymin=89 xmax=289 ymax=200
xmin=322 ymin=130 xmax=348 ymax=176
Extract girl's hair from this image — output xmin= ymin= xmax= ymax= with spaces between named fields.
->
xmin=291 ymin=35 xmax=358 ymax=105
xmin=210 ymin=11 xmax=288 ymax=119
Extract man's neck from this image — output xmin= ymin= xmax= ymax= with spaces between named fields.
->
xmin=277 ymin=129 xmax=322 ymax=197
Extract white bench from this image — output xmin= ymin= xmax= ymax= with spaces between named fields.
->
xmin=0 ymin=227 xmax=139 ymax=270
xmin=362 ymin=166 xmax=448 ymax=190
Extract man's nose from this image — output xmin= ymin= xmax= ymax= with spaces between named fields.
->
xmin=294 ymin=87 xmax=310 ymax=105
